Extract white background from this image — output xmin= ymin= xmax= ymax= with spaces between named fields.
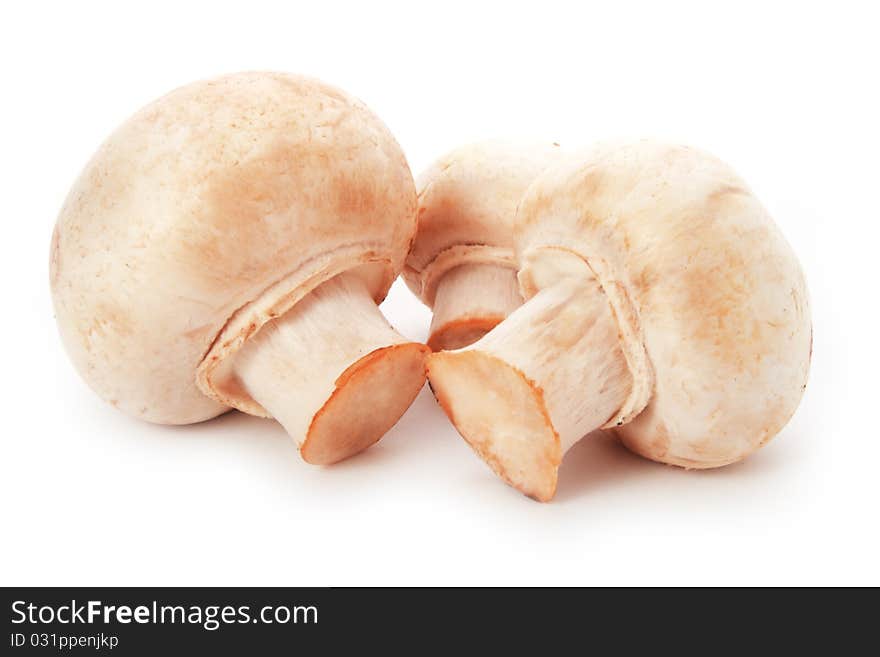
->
xmin=1 ymin=1 xmax=877 ymax=586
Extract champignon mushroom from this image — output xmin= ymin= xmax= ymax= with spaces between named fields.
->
xmin=403 ymin=141 xmax=563 ymax=351
xmin=427 ymin=140 xmax=812 ymax=501
xmin=50 ymin=72 xmax=429 ymax=464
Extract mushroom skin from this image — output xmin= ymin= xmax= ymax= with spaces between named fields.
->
xmin=428 ymin=140 xmax=812 ymax=500
xmin=50 ymin=72 xmax=427 ymax=464
xmin=403 ymin=141 xmax=563 ymax=351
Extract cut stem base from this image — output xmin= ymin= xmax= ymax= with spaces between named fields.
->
xmin=429 ymin=350 xmax=561 ymax=501
xmin=233 ymin=272 xmax=429 ymax=464
xmin=427 ymin=274 xmax=632 ymax=500
xmin=428 ymin=263 xmax=522 ymax=351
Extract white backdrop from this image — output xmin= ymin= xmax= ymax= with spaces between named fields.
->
xmin=1 ymin=0 xmax=876 ymax=585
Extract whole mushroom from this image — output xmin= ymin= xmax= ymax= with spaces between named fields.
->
xmin=404 ymin=141 xmax=563 ymax=351
xmin=428 ymin=140 xmax=812 ymax=501
xmin=50 ymin=72 xmax=428 ymax=464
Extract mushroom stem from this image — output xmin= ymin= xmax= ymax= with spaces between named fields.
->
xmin=427 ymin=273 xmax=632 ymax=501
xmin=428 ymin=263 xmax=523 ymax=351
xmin=232 ymin=272 xmax=429 ymax=464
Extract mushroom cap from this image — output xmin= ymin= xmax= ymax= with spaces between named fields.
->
xmin=403 ymin=141 xmax=562 ymax=306
xmin=516 ymin=140 xmax=811 ymax=467
xmin=50 ymin=72 xmax=417 ymax=424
